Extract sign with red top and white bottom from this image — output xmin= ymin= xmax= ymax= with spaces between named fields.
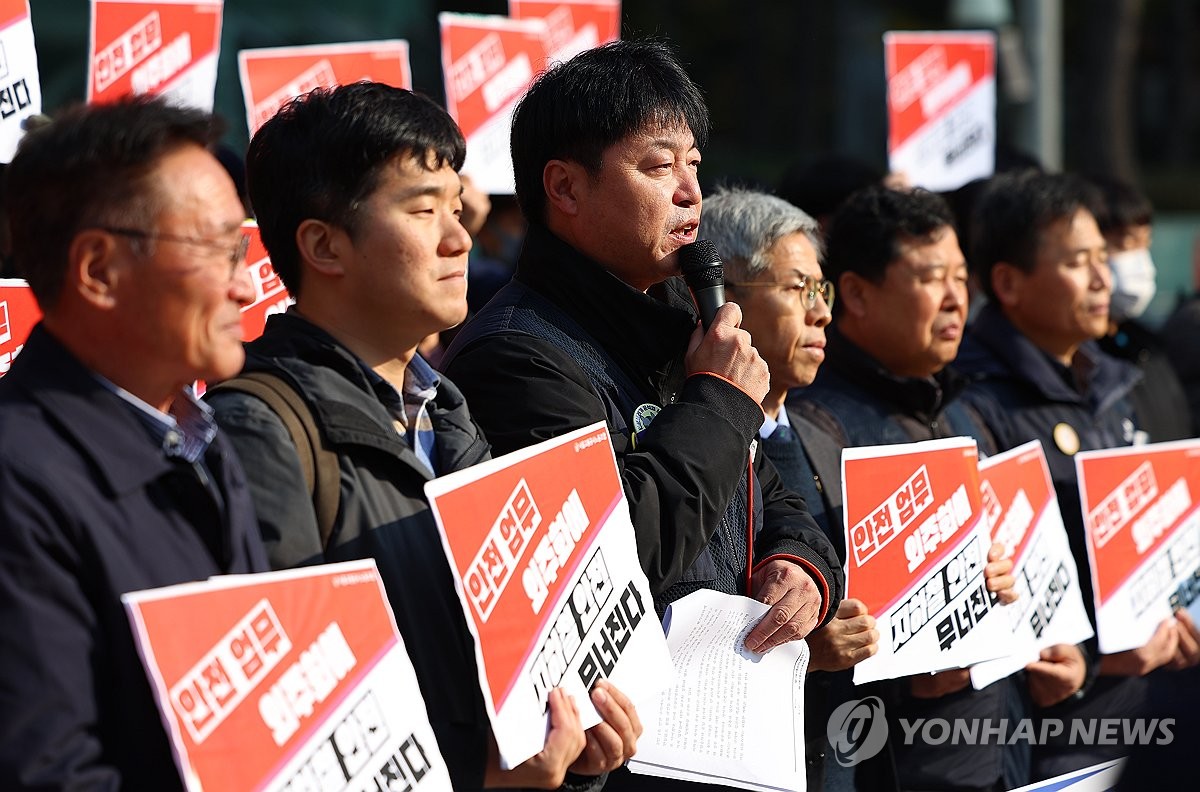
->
xmin=439 ymin=13 xmax=549 ymax=195
xmin=1076 ymin=439 xmax=1200 ymax=654
xmin=426 ymin=421 xmax=672 ymax=770
xmin=0 ymin=0 xmax=42 ymax=162
xmin=237 ymin=40 xmax=412 ymax=136
xmin=509 ymin=0 xmax=620 ymax=61
xmin=842 ymin=436 xmax=1008 ymax=684
xmin=87 ymin=0 xmax=224 ymax=110
xmin=123 ymin=559 xmax=452 ymax=792
xmin=969 ymin=441 xmax=1093 ymax=690
xmin=0 ymin=278 xmax=40 ymax=379
xmin=884 ymin=30 xmax=995 ymax=192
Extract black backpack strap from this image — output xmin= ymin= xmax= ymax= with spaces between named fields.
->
xmin=210 ymin=372 xmax=340 ymax=550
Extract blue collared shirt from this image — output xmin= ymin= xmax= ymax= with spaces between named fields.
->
xmin=359 ymin=354 xmax=441 ymax=476
xmin=95 ymin=376 xmax=218 ymax=463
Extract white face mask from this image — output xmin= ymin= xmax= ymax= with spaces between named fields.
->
xmin=1108 ymin=248 xmax=1156 ymax=321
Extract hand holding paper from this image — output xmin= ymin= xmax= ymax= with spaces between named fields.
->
xmin=910 ymin=668 xmax=971 ymax=698
xmin=1025 ymin=643 xmax=1087 ymax=707
xmin=808 ymin=598 xmax=879 ymax=672
xmin=570 ymin=680 xmax=644 ymax=775
xmin=1171 ymin=610 xmax=1200 ymax=670
xmin=1100 ymin=618 xmax=1179 ymax=677
xmin=984 ymin=541 xmax=1019 ymax=605
xmin=744 ymin=558 xmax=822 ymax=653
xmin=486 ymin=688 xmax=585 ymax=789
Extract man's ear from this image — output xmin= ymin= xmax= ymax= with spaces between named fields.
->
xmin=296 ymin=219 xmax=348 ymax=278
xmin=991 ymin=261 xmax=1023 ymax=308
xmin=836 ymin=271 xmax=871 ymax=319
xmin=543 ymin=159 xmax=585 ymax=217
xmin=69 ymin=229 xmax=122 ymax=309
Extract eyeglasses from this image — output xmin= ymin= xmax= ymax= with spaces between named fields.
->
xmin=99 ymin=226 xmax=250 ymax=278
xmin=725 ymin=275 xmax=835 ymax=310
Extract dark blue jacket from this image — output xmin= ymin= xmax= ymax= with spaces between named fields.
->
xmin=791 ymin=329 xmax=1020 ymax=792
xmin=956 ymin=303 xmax=1148 ymax=777
xmin=207 ymin=312 xmax=495 ymax=791
xmin=0 ymin=325 xmax=268 ymax=791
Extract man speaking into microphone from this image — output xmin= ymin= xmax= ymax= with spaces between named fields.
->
xmin=443 ymin=44 xmax=841 ymax=788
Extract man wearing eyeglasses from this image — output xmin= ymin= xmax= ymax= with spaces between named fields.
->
xmin=0 ymin=98 xmax=268 ymax=790
xmin=783 ymin=185 xmax=1026 ymax=792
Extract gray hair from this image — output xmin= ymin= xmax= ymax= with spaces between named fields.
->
xmin=700 ymin=186 xmax=823 ymax=281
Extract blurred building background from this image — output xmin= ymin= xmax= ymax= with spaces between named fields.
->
xmin=27 ymin=0 xmax=1200 ymax=322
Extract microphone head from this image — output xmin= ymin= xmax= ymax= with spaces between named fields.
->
xmin=678 ymin=239 xmax=724 ymax=289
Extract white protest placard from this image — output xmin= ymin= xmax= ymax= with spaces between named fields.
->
xmin=1076 ymin=439 xmax=1200 ymax=654
xmin=237 ymin=40 xmax=412 ymax=136
xmin=122 ymin=560 xmax=451 ymax=792
xmin=425 ymin=421 xmax=673 ymax=769
xmin=884 ymin=30 xmax=995 ymax=191
xmin=628 ymin=589 xmax=810 ymax=792
xmin=970 ymin=441 xmax=1093 ymax=690
xmin=87 ymin=0 xmax=224 ymax=110
xmin=0 ymin=0 xmax=41 ymax=162
xmin=439 ymin=12 xmax=549 ymax=195
xmin=843 ymin=437 xmax=1008 ymax=684
xmin=509 ymin=0 xmax=620 ymax=61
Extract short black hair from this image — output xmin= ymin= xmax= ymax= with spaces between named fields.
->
xmin=777 ymin=154 xmax=884 ymax=221
xmin=246 ymin=82 xmax=465 ymax=297
xmin=510 ymin=39 xmax=709 ymax=223
xmin=6 ymin=96 xmax=221 ymax=309
xmin=1087 ymin=176 xmax=1153 ymax=234
xmin=970 ymin=170 xmax=1101 ymax=301
xmin=824 ymin=185 xmax=956 ymax=285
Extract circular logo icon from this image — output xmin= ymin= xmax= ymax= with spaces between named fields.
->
xmin=1052 ymin=422 xmax=1080 ymax=456
xmin=630 ymin=403 xmax=661 ymax=449
xmin=827 ymin=696 xmax=889 ymax=767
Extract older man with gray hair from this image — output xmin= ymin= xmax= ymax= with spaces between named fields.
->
xmin=703 ymin=187 xmax=877 ymax=791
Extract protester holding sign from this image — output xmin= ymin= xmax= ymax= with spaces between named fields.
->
xmin=789 ymin=185 xmax=1023 ymax=792
xmin=443 ymin=40 xmax=844 ymax=792
xmin=207 ymin=83 xmax=639 ymax=791
xmin=958 ymin=170 xmax=1197 ymax=778
xmin=0 ymin=97 xmax=269 ymax=791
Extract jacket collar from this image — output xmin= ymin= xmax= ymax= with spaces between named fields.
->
xmin=243 ymin=311 xmax=484 ymax=476
xmin=515 ymin=224 xmax=698 ymax=400
xmin=960 ymin=302 xmax=1142 ymax=411
xmin=818 ymin=326 xmax=968 ymax=422
xmin=6 ymin=324 xmax=176 ymax=495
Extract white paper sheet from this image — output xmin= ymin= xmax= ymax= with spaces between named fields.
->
xmin=627 ymin=589 xmax=809 ymax=792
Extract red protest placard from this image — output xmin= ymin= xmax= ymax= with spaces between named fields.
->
xmin=1076 ymin=440 xmax=1200 ymax=653
xmin=237 ymin=221 xmax=292 ymax=342
xmin=842 ymin=437 xmax=1007 ymax=682
xmin=425 ymin=422 xmax=671 ymax=769
xmin=87 ymin=0 xmax=223 ymax=109
xmin=883 ymin=30 xmax=994 ymax=191
xmin=969 ymin=441 xmax=1093 ymax=689
xmin=509 ymin=0 xmax=620 ymax=60
xmin=0 ymin=279 xmax=41 ymax=378
xmin=237 ymin=40 xmax=412 ymax=136
xmin=439 ymin=13 xmax=549 ymax=194
xmin=123 ymin=560 xmax=452 ymax=792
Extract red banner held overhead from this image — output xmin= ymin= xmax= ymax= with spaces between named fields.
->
xmin=237 ymin=41 xmax=412 ymax=136
xmin=509 ymin=0 xmax=620 ymax=60
xmin=88 ymin=0 xmax=223 ymax=110
xmin=439 ymin=13 xmax=549 ymax=195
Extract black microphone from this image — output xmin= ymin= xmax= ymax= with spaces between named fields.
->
xmin=678 ymin=239 xmax=726 ymax=331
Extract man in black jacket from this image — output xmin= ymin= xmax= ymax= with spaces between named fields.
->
xmin=443 ymin=40 xmax=843 ymax=791
xmin=791 ymin=185 xmax=1023 ymax=792
xmin=207 ymin=83 xmax=639 ymax=791
xmin=0 ymin=98 xmax=270 ymax=790
xmin=958 ymin=170 xmax=1199 ymax=779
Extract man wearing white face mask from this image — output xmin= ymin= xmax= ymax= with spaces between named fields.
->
xmin=1091 ymin=177 xmax=1194 ymax=441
